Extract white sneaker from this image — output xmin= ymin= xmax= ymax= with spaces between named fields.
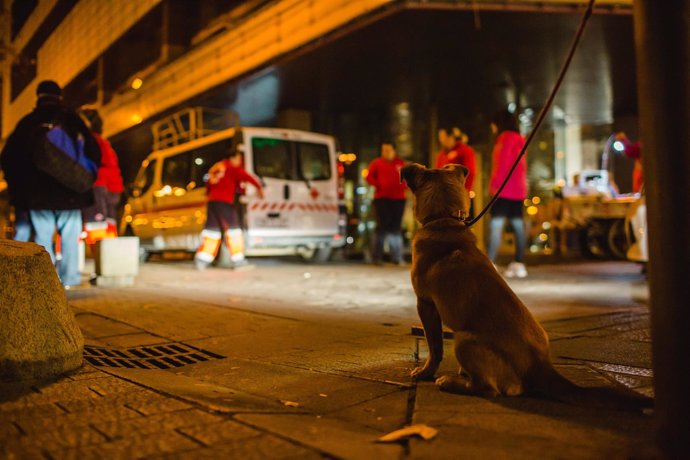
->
xmin=504 ymin=262 xmax=527 ymax=278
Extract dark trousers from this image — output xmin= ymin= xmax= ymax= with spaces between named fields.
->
xmin=373 ymin=198 xmax=405 ymax=263
xmin=205 ymin=201 xmax=240 ymax=232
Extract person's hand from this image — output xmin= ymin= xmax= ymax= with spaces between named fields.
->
xmin=256 ymin=188 xmax=265 ymax=200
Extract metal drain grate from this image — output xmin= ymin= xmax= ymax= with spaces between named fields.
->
xmin=83 ymin=343 xmax=225 ymax=370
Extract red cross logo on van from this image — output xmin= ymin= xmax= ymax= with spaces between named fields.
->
xmin=310 ymin=187 xmax=320 ymax=200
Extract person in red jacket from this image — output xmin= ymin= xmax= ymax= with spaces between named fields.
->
xmin=366 ymin=142 xmax=407 ymax=265
xmin=194 ymin=150 xmax=264 ymax=270
xmin=435 ymin=127 xmax=477 ymax=218
xmin=616 ymin=132 xmax=644 ymax=193
xmin=487 ymin=109 xmax=528 ymax=278
xmin=79 ymin=108 xmax=124 ymax=243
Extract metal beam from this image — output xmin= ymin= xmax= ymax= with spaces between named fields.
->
xmin=405 ymin=0 xmax=631 ymax=15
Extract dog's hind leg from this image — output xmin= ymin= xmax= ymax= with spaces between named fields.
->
xmin=411 ymin=297 xmax=444 ymax=381
xmin=437 ymin=333 xmax=522 ymax=397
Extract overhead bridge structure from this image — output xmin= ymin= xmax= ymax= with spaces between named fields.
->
xmin=2 ymin=0 xmax=632 ymax=139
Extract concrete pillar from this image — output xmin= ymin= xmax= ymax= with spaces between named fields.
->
xmin=633 ymin=1 xmax=690 ymax=457
xmin=0 ymin=241 xmax=84 ymax=381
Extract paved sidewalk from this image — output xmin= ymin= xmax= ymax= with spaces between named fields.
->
xmin=1 ymin=260 xmax=655 ymax=459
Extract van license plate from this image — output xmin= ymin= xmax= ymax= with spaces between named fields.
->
xmin=255 ymin=217 xmax=289 ymax=228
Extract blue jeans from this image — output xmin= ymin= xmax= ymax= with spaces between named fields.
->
xmin=488 ymin=216 xmax=526 ymax=263
xmin=13 ymin=209 xmax=32 ymax=242
xmin=30 ymin=209 xmax=82 ymax=286
xmin=374 ymin=231 xmax=403 ymax=264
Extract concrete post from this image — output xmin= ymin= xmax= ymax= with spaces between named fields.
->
xmin=0 ymin=241 xmax=84 ymax=381
xmin=632 ymin=1 xmax=690 ymax=457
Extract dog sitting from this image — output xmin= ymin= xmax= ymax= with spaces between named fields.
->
xmin=401 ymin=163 xmax=652 ymax=411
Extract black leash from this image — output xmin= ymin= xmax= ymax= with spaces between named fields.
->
xmin=465 ymin=0 xmax=596 ymax=228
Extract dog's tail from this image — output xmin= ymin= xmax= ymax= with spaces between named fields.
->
xmin=530 ymin=364 xmax=653 ymax=413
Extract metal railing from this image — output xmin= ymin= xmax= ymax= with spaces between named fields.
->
xmin=151 ymin=107 xmax=240 ymax=151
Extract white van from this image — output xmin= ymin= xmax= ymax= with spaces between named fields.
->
xmin=121 ymin=123 xmax=346 ymax=262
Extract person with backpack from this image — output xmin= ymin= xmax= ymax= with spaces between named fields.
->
xmin=0 ymin=80 xmax=100 ymax=288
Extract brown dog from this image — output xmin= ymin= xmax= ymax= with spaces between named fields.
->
xmin=401 ymin=163 xmax=651 ymax=410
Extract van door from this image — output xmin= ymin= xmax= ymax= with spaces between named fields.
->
xmin=124 ymin=158 xmax=158 ymax=240
xmin=242 ymin=129 xmax=339 ymax=248
xmin=293 ymin=137 xmax=339 ymax=237
xmin=244 ymin=135 xmax=293 ymax=240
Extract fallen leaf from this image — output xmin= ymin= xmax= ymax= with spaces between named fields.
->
xmin=376 ymin=424 xmax=438 ymax=443
xmin=281 ymin=400 xmax=300 ymax=408
xmin=319 ymin=394 xmax=328 ymax=398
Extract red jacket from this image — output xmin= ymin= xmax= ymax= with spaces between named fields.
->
xmin=93 ymin=134 xmax=124 ymax=193
xmin=622 ymin=139 xmax=644 ymax=193
xmin=435 ymin=141 xmax=476 ymax=192
xmin=490 ymin=131 xmax=527 ymax=201
xmin=366 ymin=156 xmax=406 ymax=200
xmin=206 ymin=159 xmax=262 ymax=204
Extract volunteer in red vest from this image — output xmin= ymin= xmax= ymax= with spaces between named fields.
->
xmin=366 ymin=142 xmax=407 ymax=265
xmin=435 ymin=127 xmax=477 ymax=218
xmin=195 ymin=150 xmax=264 ymax=270
xmin=79 ymin=108 xmax=124 ymax=244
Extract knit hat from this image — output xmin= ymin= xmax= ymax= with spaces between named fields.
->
xmin=36 ymin=80 xmax=62 ymax=98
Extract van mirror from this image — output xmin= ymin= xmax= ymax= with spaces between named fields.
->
xmin=127 ymin=184 xmax=141 ymax=198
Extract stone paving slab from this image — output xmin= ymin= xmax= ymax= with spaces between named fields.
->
xmin=150 ymin=434 xmax=324 ymax=460
xmin=75 ymin=313 xmax=144 ymax=339
xmin=49 ymin=431 xmax=201 ymax=460
xmin=412 ymin=383 xmax=652 ymax=460
xmin=105 ymin=368 xmax=292 ymax=414
xmin=235 ymin=413 xmax=404 ymax=460
xmin=550 ymin=336 xmax=653 ymax=369
xmin=326 ymin=387 xmax=410 ymax=433
xmin=175 ymin=356 xmax=406 ymax=415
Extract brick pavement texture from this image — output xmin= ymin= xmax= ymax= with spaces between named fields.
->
xmin=0 ymin=367 xmax=319 ymax=460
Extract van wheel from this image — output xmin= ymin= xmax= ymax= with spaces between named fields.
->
xmin=302 ymin=246 xmax=332 ymax=264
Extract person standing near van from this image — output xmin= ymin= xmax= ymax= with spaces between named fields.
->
xmin=487 ymin=109 xmax=528 ymax=278
xmin=195 ymin=150 xmax=264 ymax=270
xmin=366 ymin=142 xmax=407 ymax=265
xmin=79 ymin=108 xmax=124 ymax=244
xmin=435 ymin=127 xmax=477 ymax=218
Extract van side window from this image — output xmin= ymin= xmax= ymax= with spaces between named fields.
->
xmin=190 ymin=139 xmax=234 ymax=188
xmin=252 ymin=137 xmax=291 ymax=179
xmin=132 ymin=160 xmax=156 ymax=197
xmin=298 ymin=142 xmax=331 ymax=181
xmin=162 ymin=153 xmax=191 ymax=189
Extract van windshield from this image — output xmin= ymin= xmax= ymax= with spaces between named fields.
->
xmin=251 ymin=137 xmax=331 ymax=181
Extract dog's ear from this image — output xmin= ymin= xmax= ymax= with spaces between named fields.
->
xmin=400 ymin=163 xmax=425 ymax=192
xmin=443 ymin=163 xmax=469 ymax=180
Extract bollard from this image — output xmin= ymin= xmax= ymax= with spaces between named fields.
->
xmin=0 ymin=240 xmax=83 ymax=381
xmin=94 ymin=236 xmax=140 ymax=287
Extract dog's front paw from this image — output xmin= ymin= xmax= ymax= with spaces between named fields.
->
xmin=435 ymin=375 xmax=451 ymax=389
xmin=411 ymin=365 xmax=436 ymax=381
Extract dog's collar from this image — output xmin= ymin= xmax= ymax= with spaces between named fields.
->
xmin=421 ymin=213 xmax=467 ymax=227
